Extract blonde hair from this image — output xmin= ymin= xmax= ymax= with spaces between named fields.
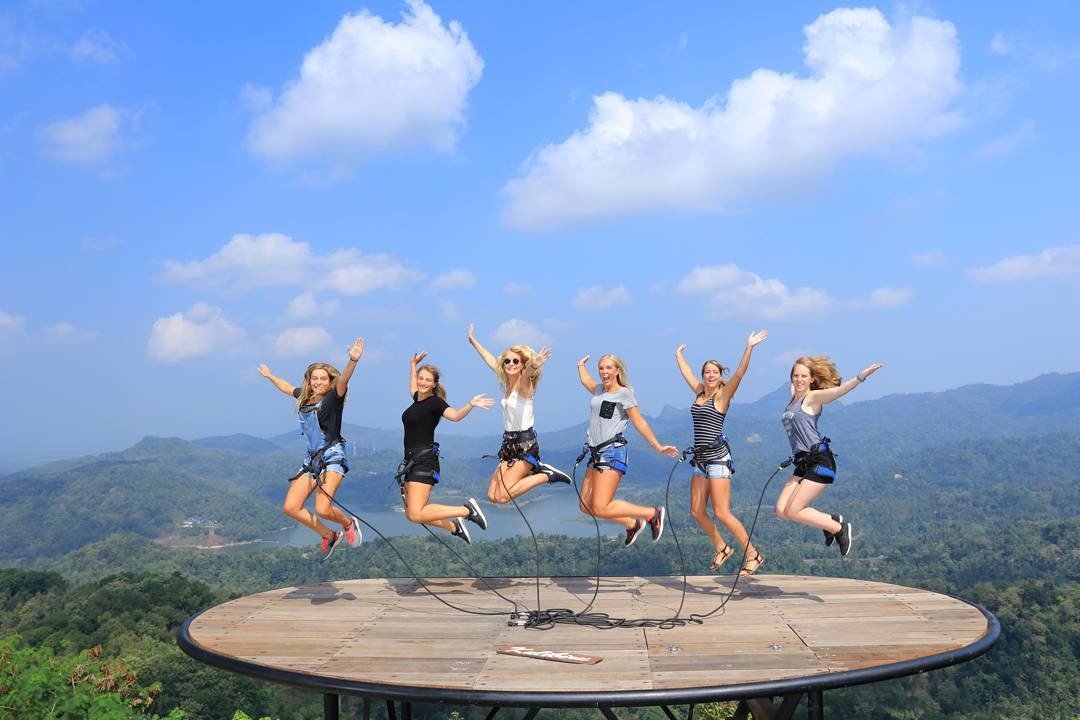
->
xmin=416 ymin=363 xmax=448 ymax=400
xmin=295 ymin=362 xmax=342 ymax=409
xmin=599 ymin=353 xmax=630 ymax=388
xmin=495 ymin=344 xmax=542 ymax=389
xmin=792 ymin=355 xmax=841 ymax=390
xmin=700 ymin=359 xmax=729 ymax=390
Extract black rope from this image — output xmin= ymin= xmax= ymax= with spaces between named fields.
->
xmin=311 ymin=479 xmax=519 ymax=617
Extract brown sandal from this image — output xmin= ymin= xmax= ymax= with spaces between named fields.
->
xmin=739 ymin=553 xmax=765 ymax=577
xmin=709 ymin=544 xmax=735 ymax=572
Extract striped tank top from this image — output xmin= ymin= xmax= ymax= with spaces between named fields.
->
xmin=690 ymin=395 xmax=731 ymax=462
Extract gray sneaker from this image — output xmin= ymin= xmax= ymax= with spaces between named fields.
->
xmin=624 ymin=519 xmax=646 ymax=547
xmin=452 ymin=517 xmax=472 ymax=544
xmin=538 ymin=462 xmax=572 ymax=485
xmin=464 ymin=498 xmax=488 ymax=530
xmin=836 ymin=521 xmax=853 ymax=557
xmin=824 ymin=513 xmax=843 ymax=547
xmin=319 ymin=531 xmax=342 ymax=562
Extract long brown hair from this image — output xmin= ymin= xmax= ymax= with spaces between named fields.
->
xmin=417 ymin=363 xmax=448 ymax=400
xmin=700 ymin=359 xmax=729 ymax=390
xmin=792 ymin=355 xmax=841 ymax=389
xmin=295 ymin=362 xmax=342 ymax=409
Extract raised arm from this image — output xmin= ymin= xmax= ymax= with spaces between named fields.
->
xmin=336 ymin=337 xmax=364 ymax=397
xmin=521 ymin=346 xmax=551 ymax=394
xmin=627 ymin=407 xmax=679 ymax=457
xmin=577 ymin=355 xmax=597 ymax=394
xmin=809 ymin=363 xmax=885 ymax=407
xmin=258 ymin=364 xmax=296 ymax=396
xmin=721 ymin=330 xmax=767 ymax=403
xmin=467 ymin=323 xmax=498 ymax=373
xmin=409 ymin=351 xmax=426 ymax=396
xmin=443 ymin=394 xmax=494 ymax=422
xmin=674 ymin=344 xmax=704 ymax=394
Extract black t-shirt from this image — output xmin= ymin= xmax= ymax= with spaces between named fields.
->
xmin=402 ymin=392 xmax=450 ymax=449
xmin=293 ymin=387 xmax=346 ymax=445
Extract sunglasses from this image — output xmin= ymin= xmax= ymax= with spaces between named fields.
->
xmin=503 ymin=357 xmax=521 ymax=365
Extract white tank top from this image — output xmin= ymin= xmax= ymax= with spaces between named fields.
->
xmin=500 ymin=390 xmax=534 ymax=432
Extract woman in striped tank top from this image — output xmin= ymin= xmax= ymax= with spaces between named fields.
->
xmin=675 ymin=330 xmax=768 ymax=575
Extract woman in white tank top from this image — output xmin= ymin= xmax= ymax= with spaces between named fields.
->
xmin=468 ymin=324 xmax=573 ymax=504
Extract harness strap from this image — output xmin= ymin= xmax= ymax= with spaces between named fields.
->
xmin=286 ymin=437 xmax=346 ymax=484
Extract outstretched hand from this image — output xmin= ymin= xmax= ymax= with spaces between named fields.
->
xmin=658 ymin=444 xmax=680 ymax=458
xmin=469 ymin=394 xmax=495 ymax=409
xmin=858 ymin=363 xmax=885 ymax=381
xmin=411 ymin=351 xmax=427 ymax=365
xmin=675 ymin=344 xmax=687 ymax=355
xmin=347 ymin=338 xmax=365 ymax=362
xmin=257 ymin=363 xmax=272 ymax=378
xmin=747 ymin=330 xmax=768 ymax=347
xmin=532 ymin=347 xmax=552 ymax=368
xmin=467 ymin=323 xmax=476 ymax=342
xmin=578 ymin=354 xmax=590 ymax=367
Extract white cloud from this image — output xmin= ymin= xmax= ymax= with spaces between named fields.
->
xmin=0 ymin=311 xmax=23 ymax=331
xmin=912 ymin=250 xmax=947 ymax=268
xmin=572 ymin=285 xmax=631 ymax=311
xmin=502 ymin=8 xmax=962 ymax=230
xmin=44 ymin=322 xmax=97 ymax=344
xmin=70 ymin=30 xmax=124 ymax=64
xmin=438 ymin=299 xmax=460 ymax=322
xmin=287 ymin=292 xmax=340 ymax=320
xmin=39 ymin=104 xmax=127 ymax=166
xmin=238 ymin=83 xmax=272 ymax=112
xmin=745 ymin=433 xmax=762 ymax=444
xmin=974 ymin=120 xmax=1035 ymax=160
xmin=148 ymin=303 xmax=245 ymax=362
xmin=490 ymin=319 xmax=550 ymax=349
xmin=503 ymin=282 xmax=533 ymax=296
xmin=429 ymin=269 xmax=476 ymax=292
xmin=677 ymin=264 xmax=831 ymax=320
xmin=852 ymin=286 xmax=914 ymax=308
xmin=163 ymin=233 xmax=423 ymax=294
xmin=0 ymin=310 xmax=25 ymax=352
xmin=989 ymin=32 xmax=1010 ymax=56
xmin=968 ymin=244 xmax=1080 ymax=283
xmin=274 ymin=326 xmax=332 ymax=357
xmin=247 ymin=0 xmax=483 ymax=170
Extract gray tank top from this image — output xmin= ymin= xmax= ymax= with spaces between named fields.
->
xmin=781 ymin=396 xmax=822 ymax=454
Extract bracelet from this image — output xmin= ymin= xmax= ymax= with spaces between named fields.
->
xmin=856 ymin=374 xmax=865 ymax=383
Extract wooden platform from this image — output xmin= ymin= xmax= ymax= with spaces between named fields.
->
xmin=179 ymin=574 xmax=997 ymax=706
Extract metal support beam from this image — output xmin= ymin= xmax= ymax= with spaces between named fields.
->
xmin=483 ymin=707 xmax=501 ymax=720
xmin=807 ymin=689 xmax=823 ymax=720
xmin=386 ymin=700 xmax=396 ymax=720
xmin=598 ymin=705 xmax=621 ymax=720
xmin=323 ymin=693 xmax=339 ymax=720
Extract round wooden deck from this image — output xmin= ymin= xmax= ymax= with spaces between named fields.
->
xmin=178 ymin=574 xmax=998 ymax=706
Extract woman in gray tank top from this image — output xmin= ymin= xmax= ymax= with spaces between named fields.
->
xmin=776 ymin=355 xmax=884 ymax=557
xmin=577 ymin=353 xmax=679 ymax=547
xmin=675 ymin=330 xmax=767 ymax=576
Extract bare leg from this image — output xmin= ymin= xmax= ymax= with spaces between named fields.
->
xmin=283 ymin=475 xmax=334 ymax=537
xmin=710 ymin=477 xmax=756 ymax=557
xmin=779 ymin=479 xmax=842 ymax=533
xmin=584 ymin=467 xmax=655 ymax=529
xmin=403 ymin=481 xmax=466 ymax=534
xmin=487 ymin=462 xmax=549 ymax=503
xmin=314 ymin=471 xmax=351 ymax=528
xmin=689 ymin=474 xmax=725 ymax=547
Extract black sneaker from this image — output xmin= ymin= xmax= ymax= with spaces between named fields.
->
xmin=624 ymin=519 xmax=646 ymax=547
xmin=824 ymin=513 xmax=843 ymax=547
xmin=538 ymin=462 xmax=572 ymax=485
xmin=452 ymin=517 xmax=472 ymax=544
xmin=319 ymin=531 xmax=342 ymax=562
xmin=464 ymin=498 xmax=488 ymax=530
xmin=648 ymin=506 xmax=666 ymax=541
xmin=836 ymin=521 xmax=853 ymax=557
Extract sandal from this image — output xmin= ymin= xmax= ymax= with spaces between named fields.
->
xmin=709 ymin=544 xmax=735 ymax=572
xmin=739 ymin=553 xmax=765 ymax=577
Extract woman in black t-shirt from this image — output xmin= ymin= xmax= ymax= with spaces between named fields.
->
xmin=399 ymin=351 xmax=493 ymax=543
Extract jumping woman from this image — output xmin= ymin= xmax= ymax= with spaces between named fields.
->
xmin=675 ymin=330 xmax=768 ymax=576
xmin=258 ymin=338 xmax=365 ymax=561
xmin=467 ymin=323 xmax=572 ymax=504
xmin=577 ymin=353 xmax=679 ymax=546
xmin=400 ymin=351 xmax=493 ymax=543
xmin=776 ymin=356 xmax=884 ymax=556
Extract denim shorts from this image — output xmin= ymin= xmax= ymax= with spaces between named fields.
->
xmin=693 ymin=459 xmax=733 ymax=479
xmin=589 ymin=443 xmax=629 ymax=474
xmin=293 ymin=441 xmax=349 ymax=481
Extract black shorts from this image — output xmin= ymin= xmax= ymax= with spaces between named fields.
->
xmin=498 ymin=428 xmax=541 ymax=469
xmin=793 ymin=449 xmax=836 ymax=485
xmin=402 ymin=446 xmax=440 ymax=486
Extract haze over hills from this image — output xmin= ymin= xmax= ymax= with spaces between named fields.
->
xmin=1 ymin=372 xmax=1077 ymax=565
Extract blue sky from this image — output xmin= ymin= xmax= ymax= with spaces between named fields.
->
xmin=2 ymin=1 xmax=1078 ymax=470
